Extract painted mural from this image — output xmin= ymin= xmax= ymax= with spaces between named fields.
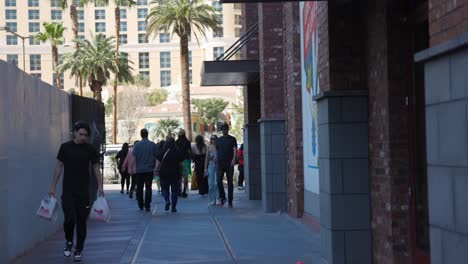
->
xmin=300 ymin=2 xmax=319 ymax=194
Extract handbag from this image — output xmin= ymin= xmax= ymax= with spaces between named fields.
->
xmin=190 ymin=169 xmax=198 ymax=190
xmin=154 ymin=149 xmax=170 ymax=175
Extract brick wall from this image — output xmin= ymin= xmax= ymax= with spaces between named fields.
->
xmin=318 ymin=2 xmax=330 ymax=93
xmin=367 ymin=1 xmax=412 ymax=263
xmin=283 ymin=1 xmax=304 ymax=218
xmin=428 ymin=0 xmax=468 ymax=46
xmin=243 ymin=3 xmax=259 ymax=61
xmin=258 ymin=2 xmax=285 ymax=119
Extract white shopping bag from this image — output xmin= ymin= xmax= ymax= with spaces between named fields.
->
xmin=90 ymin=196 xmax=110 ymax=222
xmin=36 ymin=196 xmax=58 ymax=222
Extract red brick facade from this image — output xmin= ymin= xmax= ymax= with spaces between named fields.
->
xmin=258 ymin=3 xmax=285 ymax=119
xmin=429 ymin=0 xmax=468 ymax=46
xmin=283 ymin=2 xmax=304 ymax=218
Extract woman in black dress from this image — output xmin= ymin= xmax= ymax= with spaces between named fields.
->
xmin=116 ymin=143 xmax=130 ymax=194
xmin=192 ymin=135 xmax=208 ymax=196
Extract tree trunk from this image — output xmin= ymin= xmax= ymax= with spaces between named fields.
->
xmin=179 ymin=34 xmax=192 ymax=141
xmin=78 ymin=73 xmax=83 ymax=96
xmin=91 ymin=81 xmax=102 ymax=101
xmin=70 ymin=5 xmax=82 ymax=92
xmin=112 ymin=6 xmax=121 ymax=144
xmin=52 ymin=45 xmax=62 ymax=89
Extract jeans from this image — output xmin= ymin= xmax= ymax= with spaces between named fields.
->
xmin=208 ymin=163 xmax=218 ymax=204
xmin=62 ymin=194 xmax=91 ymax=251
xmin=217 ymin=162 xmax=234 ymax=204
xmin=160 ymin=176 xmax=179 ymax=209
xmin=129 ymin=174 xmax=137 ymax=197
xmin=136 ymin=172 xmax=153 ymax=209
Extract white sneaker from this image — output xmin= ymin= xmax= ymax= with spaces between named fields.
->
xmin=63 ymin=241 xmax=72 ymax=257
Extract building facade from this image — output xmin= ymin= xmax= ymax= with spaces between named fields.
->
xmin=205 ymin=0 xmax=468 ymax=263
xmin=0 ymin=0 xmax=243 ymax=93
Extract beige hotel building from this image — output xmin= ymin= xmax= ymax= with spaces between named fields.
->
xmin=0 ymin=0 xmax=243 ymax=94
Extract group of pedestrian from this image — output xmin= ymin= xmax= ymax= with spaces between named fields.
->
xmin=46 ymin=121 xmax=245 ymax=262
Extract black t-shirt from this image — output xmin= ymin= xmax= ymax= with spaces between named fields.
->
xmin=176 ymin=137 xmax=191 ymax=160
xmin=57 ymin=140 xmax=99 ymax=194
xmin=157 ymin=148 xmax=184 ymax=179
xmin=217 ymin=135 xmax=237 ymax=163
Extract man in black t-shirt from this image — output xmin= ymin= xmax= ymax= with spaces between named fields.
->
xmin=49 ymin=121 xmax=104 ymax=262
xmin=216 ymin=123 xmax=237 ymax=207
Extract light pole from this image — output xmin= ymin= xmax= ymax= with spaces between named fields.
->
xmin=0 ymin=26 xmax=30 ymax=71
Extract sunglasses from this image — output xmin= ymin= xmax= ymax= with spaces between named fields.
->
xmin=210 ymin=138 xmax=217 ymax=140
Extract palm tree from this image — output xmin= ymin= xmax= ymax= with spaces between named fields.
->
xmin=55 ymin=0 xmax=92 ymax=93
xmin=97 ymin=0 xmax=136 ymax=143
xmin=146 ymin=0 xmax=220 ymax=141
xmin=151 ymin=118 xmax=182 ymax=140
xmin=57 ymin=43 xmax=87 ymax=95
xmin=61 ymin=35 xmax=134 ymax=101
xmin=36 ymin=22 xmax=66 ymax=89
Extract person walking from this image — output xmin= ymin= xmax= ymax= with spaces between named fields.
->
xmin=156 ymin=137 xmax=184 ymax=212
xmin=175 ymin=129 xmax=192 ymax=198
xmin=133 ymin=129 xmax=159 ymax=212
xmin=192 ymin=135 xmax=208 ymax=196
xmin=48 ymin=121 xmax=104 ymax=262
xmin=116 ymin=143 xmax=130 ymax=194
xmin=122 ymin=141 xmax=138 ymax=199
xmin=237 ymin=144 xmax=245 ymax=190
xmin=216 ymin=123 xmax=237 ymax=207
xmin=205 ymin=134 xmax=219 ymax=206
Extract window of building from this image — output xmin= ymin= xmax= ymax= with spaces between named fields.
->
xmin=28 ymin=10 xmax=40 ymax=20
xmin=7 ymin=54 xmax=18 ymax=66
xmin=5 ymin=0 xmax=16 ymax=7
xmin=78 ymin=22 xmax=85 ymax=32
xmin=138 ymin=21 xmax=147 ymax=31
xmin=235 ymin=15 xmax=242 ymax=25
xmin=30 ymin=54 xmax=41 ymax=71
xmin=94 ymin=0 xmax=105 ymax=7
xmin=78 ymin=35 xmax=85 ymax=40
xmin=235 ymin=28 xmax=242 ymax=38
xmin=7 ymin=35 xmax=17 ymax=45
xmin=189 ymin=69 xmax=192 ymax=84
xmin=138 ymin=33 xmax=148 ymax=43
xmin=6 ymin=22 xmax=17 ymax=32
xmin=29 ymin=22 xmax=40 ymax=33
xmin=160 ymin=52 xmax=170 ymax=68
xmin=160 ymin=70 xmax=171 ymax=87
xmin=51 ymin=10 xmax=62 ymax=20
xmin=95 ymin=10 xmax=105 ymax=20
xmin=53 ymin=73 xmax=64 ymax=87
xmin=31 ymin=73 xmax=41 ymax=79
xmin=77 ymin=10 xmax=84 ymax=20
xmin=213 ymin=47 xmax=224 ymax=60
xmin=159 ymin=33 xmax=170 ymax=43
xmin=212 ymin=1 xmax=222 ymax=12
xmin=6 ymin=9 xmax=17 ymax=19
xmin=120 ymin=9 xmax=127 ymax=19
xmin=139 ymin=52 xmax=149 ymax=69
xmin=215 ymin=14 xmax=223 ymax=24
xmin=188 ymin=51 xmax=192 ymax=67
xmin=137 ymin=8 xmax=148 ymax=19
xmin=213 ymin=27 xmax=223 ymax=38
xmin=234 ymin=3 xmax=242 ymax=11
xmin=50 ymin=0 xmax=59 ymax=7
xmin=137 ymin=0 xmax=147 ymax=6
xmin=28 ymin=0 xmax=39 ymax=7
xmin=139 ymin=71 xmax=149 ymax=79
xmin=120 ymin=21 xmax=127 ymax=32
xmin=73 ymin=0 xmax=80 ymax=5
xmin=193 ymin=122 xmax=198 ymax=132
xmin=95 ymin=22 xmax=106 ymax=32
xmin=119 ymin=34 xmax=127 ymax=44
xmin=29 ymin=36 xmax=40 ymax=45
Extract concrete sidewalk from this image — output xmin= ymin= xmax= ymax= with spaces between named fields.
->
xmin=13 ymin=184 xmax=321 ymax=264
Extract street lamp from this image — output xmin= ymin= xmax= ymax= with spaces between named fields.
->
xmin=0 ymin=26 xmax=30 ymax=71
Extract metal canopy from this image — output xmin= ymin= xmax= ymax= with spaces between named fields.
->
xmin=201 ymin=60 xmax=259 ymax=86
